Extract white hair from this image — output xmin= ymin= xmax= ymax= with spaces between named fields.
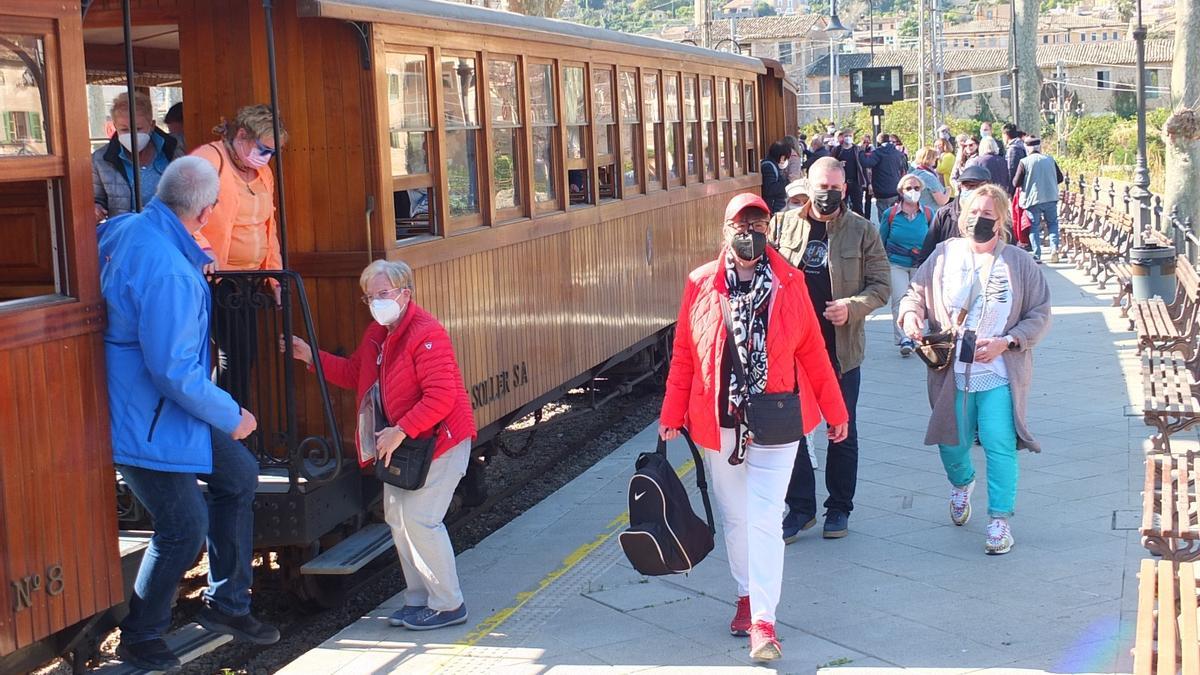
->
xmin=359 ymin=259 xmax=415 ymax=294
xmin=978 ymin=136 xmax=1001 ymax=156
xmin=156 ymin=156 xmax=219 ymax=219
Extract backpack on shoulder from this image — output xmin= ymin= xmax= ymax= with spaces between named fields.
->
xmin=619 ymin=430 xmax=716 ymax=576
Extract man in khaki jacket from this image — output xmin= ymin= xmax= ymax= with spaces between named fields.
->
xmin=770 ymin=157 xmax=890 ymax=540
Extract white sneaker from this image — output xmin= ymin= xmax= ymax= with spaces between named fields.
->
xmin=950 ymin=480 xmax=974 ymax=526
xmin=986 ymin=518 xmax=1014 ymax=555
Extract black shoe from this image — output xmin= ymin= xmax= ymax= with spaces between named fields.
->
xmin=823 ymin=510 xmax=849 ymax=539
xmin=116 ymin=638 xmax=181 ymax=671
xmin=195 ymin=605 xmax=280 ymax=645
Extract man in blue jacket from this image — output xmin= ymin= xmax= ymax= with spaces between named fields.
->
xmin=860 ymin=133 xmax=910 ymax=223
xmin=100 ymin=157 xmax=279 ymax=671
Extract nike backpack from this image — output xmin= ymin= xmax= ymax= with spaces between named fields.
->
xmin=619 ymin=430 xmax=715 ymax=576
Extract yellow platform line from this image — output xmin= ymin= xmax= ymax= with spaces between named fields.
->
xmin=431 ymin=457 xmax=698 ymax=672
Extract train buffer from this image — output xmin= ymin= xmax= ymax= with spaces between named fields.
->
xmin=281 ymin=261 xmax=1143 ymax=673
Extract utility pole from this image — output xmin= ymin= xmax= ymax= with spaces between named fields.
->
xmin=918 ymin=0 xmax=926 ymax=144
xmin=1056 ymin=60 xmax=1065 ymax=156
xmin=1010 ymin=0 xmax=1019 ymax=124
xmin=829 ymin=39 xmax=836 ymax=122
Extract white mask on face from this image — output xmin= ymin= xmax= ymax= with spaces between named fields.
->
xmin=959 ymin=187 xmax=976 ymax=205
xmin=902 ymin=189 xmax=922 ymax=204
xmin=369 ymin=298 xmax=403 ymax=325
xmin=118 ymin=132 xmax=151 ymax=153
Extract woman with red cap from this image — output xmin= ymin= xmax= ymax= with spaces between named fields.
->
xmin=659 ymin=193 xmax=849 ymax=662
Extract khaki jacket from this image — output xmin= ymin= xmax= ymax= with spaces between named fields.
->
xmin=769 ymin=204 xmax=891 ymax=374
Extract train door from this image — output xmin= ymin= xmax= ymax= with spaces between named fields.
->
xmin=0 ymin=2 xmax=123 ymax=668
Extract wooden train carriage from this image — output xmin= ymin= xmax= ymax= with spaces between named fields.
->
xmin=0 ymin=1 xmax=123 ymax=663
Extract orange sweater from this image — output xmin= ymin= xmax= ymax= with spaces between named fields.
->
xmin=191 ymin=141 xmax=282 ymax=271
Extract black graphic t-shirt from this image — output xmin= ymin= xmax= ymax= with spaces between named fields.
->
xmin=803 ymin=217 xmax=839 ymax=372
xmin=719 ymin=278 xmax=753 ymax=428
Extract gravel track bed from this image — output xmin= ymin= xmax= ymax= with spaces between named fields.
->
xmin=41 ymin=387 xmax=661 ymax=675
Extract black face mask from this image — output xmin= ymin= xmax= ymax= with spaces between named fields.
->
xmin=811 ymin=189 xmax=843 ymax=216
xmin=969 ymin=215 xmax=997 ymax=243
xmin=731 ymin=231 xmax=767 ymax=262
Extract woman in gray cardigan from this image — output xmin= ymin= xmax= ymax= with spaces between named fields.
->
xmin=898 ymin=184 xmax=1051 ymax=555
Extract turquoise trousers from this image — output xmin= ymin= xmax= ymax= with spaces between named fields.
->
xmin=937 ymin=385 xmax=1019 ymax=518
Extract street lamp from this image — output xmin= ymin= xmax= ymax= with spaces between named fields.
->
xmin=825 ymin=0 xmax=852 ymax=40
xmin=1131 ymin=0 xmax=1151 ymax=248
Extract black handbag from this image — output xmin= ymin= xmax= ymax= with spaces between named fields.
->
xmin=719 ymin=297 xmax=802 ymax=447
xmin=360 ymin=382 xmax=439 ymax=490
xmin=915 ymin=328 xmax=956 ymax=372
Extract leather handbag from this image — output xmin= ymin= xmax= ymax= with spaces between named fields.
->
xmin=915 ymin=328 xmax=956 ymax=372
xmin=719 ymin=297 xmax=802 ymax=446
xmin=361 ymin=382 xmax=438 ymax=490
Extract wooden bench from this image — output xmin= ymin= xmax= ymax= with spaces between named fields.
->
xmin=1143 ymin=354 xmax=1200 ymax=454
xmin=1133 ymin=559 xmax=1200 ymax=674
xmin=1135 ymin=261 xmax=1200 ymax=361
xmin=1073 ymin=207 xmax=1133 ymax=287
xmin=1142 ymin=454 xmax=1200 ymax=560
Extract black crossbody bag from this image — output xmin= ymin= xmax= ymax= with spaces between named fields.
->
xmin=364 ymin=346 xmax=438 ymax=491
xmin=719 ymin=297 xmax=803 ymax=450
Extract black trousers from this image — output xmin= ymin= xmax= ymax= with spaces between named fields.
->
xmin=845 ymin=184 xmax=866 ymax=219
xmin=785 ymin=367 xmax=861 ymax=516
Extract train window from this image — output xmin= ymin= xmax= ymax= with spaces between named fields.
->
xmin=663 ymin=73 xmax=682 ymax=186
xmin=563 ymin=64 xmax=591 ymax=207
xmin=682 ymin=75 xmax=699 ymax=181
xmin=1 ymin=34 xmax=51 ymax=157
xmin=592 ymin=66 xmax=617 ymax=202
xmin=731 ymin=80 xmax=744 ymax=175
xmin=716 ymin=78 xmax=729 ymax=178
xmin=617 ymin=69 xmax=641 ymax=195
xmin=441 ymin=54 xmax=482 ymax=222
xmin=488 ymin=57 xmax=523 ymax=221
xmin=641 ymin=70 xmax=661 ymax=190
xmin=700 ymin=77 xmax=715 ymax=180
xmin=529 ymin=61 xmax=559 ymax=211
xmin=385 ymin=51 xmax=436 ymax=241
xmin=744 ymin=82 xmax=758 ymax=171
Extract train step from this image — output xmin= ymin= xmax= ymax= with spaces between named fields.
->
xmin=300 ymin=522 xmax=393 ymax=575
xmin=92 ymin=623 xmax=232 ymax=674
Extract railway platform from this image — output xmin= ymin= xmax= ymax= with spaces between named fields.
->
xmin=281 ymin=260 xmax=1147 ymax=674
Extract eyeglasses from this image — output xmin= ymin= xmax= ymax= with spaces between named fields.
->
xmin=254 ymin=139 xmax=277 ymax=157
xmin=901 ymin=186 xmax=922 ymax=193
xmin=725 ymin=219 xmax=771 ymax=234
xmin=361 ymin=287 xmax=404 ymax=305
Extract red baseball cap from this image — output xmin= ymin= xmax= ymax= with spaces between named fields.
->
xmin=723 ymin=193 xmax=771 ymax=223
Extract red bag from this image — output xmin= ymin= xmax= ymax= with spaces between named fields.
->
xmin=1011 ymin=189 xmax=1032 ymax=246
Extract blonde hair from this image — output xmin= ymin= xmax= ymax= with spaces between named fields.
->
xmin=213 ymin=104 xmax=289 ymax=145
xmin=915 ymin=146 xmax=939 ymax=168
xmin=978 ymin=136 xmax=1001 ymax=156
xmin=957 ymin=184 xmax=1012 ymax=240
xmin=111 ymin=91 xmax=153 ymax=124
xmin=359 ymin=259 xmax=414 ymax=294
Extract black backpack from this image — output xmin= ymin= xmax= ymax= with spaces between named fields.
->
xmin=619 ymin=431 xmax=715 ymax=576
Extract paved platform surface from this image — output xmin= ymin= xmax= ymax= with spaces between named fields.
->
xmin=282 ymin=260 xmax=1150 ymax=674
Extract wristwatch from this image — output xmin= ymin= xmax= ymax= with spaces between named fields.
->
xmin=1004 ymin=335 xmax=1019 ymax=351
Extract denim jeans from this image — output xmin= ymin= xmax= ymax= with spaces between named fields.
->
xmin=938 ymin=385 xmax=1019 ymax=518
xmin=786 ymin=367 xmax=861 ymax=516
xmin=1025 ymin=202 xmax=1060 ymax=260
xmin=118 ymin=429 xmax=258 ymax=644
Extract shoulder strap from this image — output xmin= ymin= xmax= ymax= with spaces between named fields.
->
xmin=922 ymin=205 xmax=933 ymax=223
xmin=886 ymin=204 xmax=900 ymax=226
xmin=657 ymin=430 xmax=715 ymax=534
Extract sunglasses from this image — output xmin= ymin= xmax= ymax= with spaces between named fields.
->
xmin=254 ymin=139 xmax=277 ymax=157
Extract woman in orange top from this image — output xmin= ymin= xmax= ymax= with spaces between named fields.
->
xmin=192 ymin=104 xmax=287 ymax=403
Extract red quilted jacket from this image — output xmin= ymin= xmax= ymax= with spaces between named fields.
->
xmin=660 ymin=247 xmax=849 ymax=451
xmin=317 ymin=303 xmax=476 ymax=459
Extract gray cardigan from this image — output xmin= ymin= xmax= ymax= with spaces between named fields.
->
xmin=899 ymin=238 xmax=1052 ymax=451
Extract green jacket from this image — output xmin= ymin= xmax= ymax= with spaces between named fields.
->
xmin=769 ymin=204 xmax=891 ymax=374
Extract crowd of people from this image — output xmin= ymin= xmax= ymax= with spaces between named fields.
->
xmin=92 ymin=96 xmax=1057 ymax=669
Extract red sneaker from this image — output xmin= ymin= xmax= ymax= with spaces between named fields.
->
xmin=749 ymin=620 xmax=781 ymax=661
xmin=729 ymin=595 xmax=751 ymax=637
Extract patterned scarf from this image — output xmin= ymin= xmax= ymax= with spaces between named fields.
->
xmin=725 ymin=249 xmax=773 ymax=422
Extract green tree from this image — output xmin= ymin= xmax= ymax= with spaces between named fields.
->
xmin=1112 ymin=86 xmax=1138 ymax=119
xmin=897 ymin=17 xmax=918 ymax=38
xmin=753 ymin=0 xmax=777 ymax=15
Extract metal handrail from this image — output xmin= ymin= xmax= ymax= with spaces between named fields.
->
xmin=209 ymin=270 xmax=344 ymax=489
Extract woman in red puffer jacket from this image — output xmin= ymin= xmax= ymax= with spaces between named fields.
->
xmin=659 ymin=193 xmax=848 ymax=663
xmin=289 ymin=259 xmax=475 ymax=632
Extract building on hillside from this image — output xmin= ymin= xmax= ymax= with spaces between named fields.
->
xmin=801 ymin=38 xmax=1173 ymax=126
xmin=718 ymin=0 xmax=757 ymax=19
xmin=850 ymin=14 xmax=900 ymax=50
xmin=940 ymin=13 xmax=1128 ymax=49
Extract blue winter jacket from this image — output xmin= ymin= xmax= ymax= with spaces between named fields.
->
xmin=99 ymin=198 xmax=242 ymax=473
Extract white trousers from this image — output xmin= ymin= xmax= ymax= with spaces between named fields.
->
xmin=889 ymin=264 xmax=916 ymax=344
xmin=703 ymin=428 xmax=800 ymax=624
xmin=383 ymin=438 xmax=470 ymax=611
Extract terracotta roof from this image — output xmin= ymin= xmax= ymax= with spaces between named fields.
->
xmin=682 ymin=15 xmax=827 ymax=41
xmin=805 ymin=38 xmax=1174 ymax=77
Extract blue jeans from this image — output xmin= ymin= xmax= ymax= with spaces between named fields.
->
xmin=1025 ymin=202 xmax=1060 ymax=260
xmin=786 ymin=367 xmax=861 ymax=516
xmin=118 ymin=429 xmax=258 ymax=644
xmin=938 ymin=385 xmax=1019 ymax=518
